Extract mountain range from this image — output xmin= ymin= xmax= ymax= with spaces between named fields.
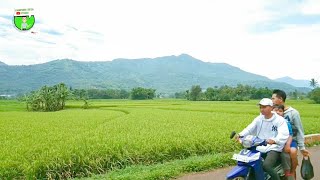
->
xmin=0 ymin=54 xmax=311 ymax=95
xmin=274 ymin=76 xmax=310 ymax=88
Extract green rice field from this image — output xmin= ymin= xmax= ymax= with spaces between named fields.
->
xmin=0 ymin=99 xmax=319 ymax=179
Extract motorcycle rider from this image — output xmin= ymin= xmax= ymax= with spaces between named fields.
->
xmin=236 ymin=98 xmax=289 ymax=180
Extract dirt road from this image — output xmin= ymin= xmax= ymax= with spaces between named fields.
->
xmin=176 ymin=145 xmax=319 ymax=180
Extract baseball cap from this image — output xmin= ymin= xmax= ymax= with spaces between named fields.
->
xmin=258 ymin=98 xmax=273 ymax=106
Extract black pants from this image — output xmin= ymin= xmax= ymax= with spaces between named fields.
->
xmin=262 ymin=151 xmax=281 ymax=180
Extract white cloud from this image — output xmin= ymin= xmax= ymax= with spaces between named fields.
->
xmin=301 ymin=0 xmax=320 ymax=15
xmin=0 ymin=0 xmax=319 ymax=80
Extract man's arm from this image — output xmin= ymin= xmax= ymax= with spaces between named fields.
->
xmin=293 ymin=110 xmax=310 ymax=156
xmin=293 ymin=111 xmax=306 ymax=150
xmin=239 ymin=117 xmax=259 ymax=137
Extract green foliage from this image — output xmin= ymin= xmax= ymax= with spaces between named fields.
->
xmin=86 ymin=89 xmax=130 ymax=99
xmin=309 ymin=87 xmax=320 ymax=103
xmin=186 ymin=84 xmax=272 ymax=101
xmin=189 ymin=85 xmax=202 ymax=101
xmin=249 ymin=86 xmax=272 ymax=99
xmin=309 ymin=78 xmax=318 ymax=89
xmin=288 ymin=90 xmax=303 ymax=100
xmin=174 ymin=91 xmax=187 ymax=99
xmin=25 ymin=83 xmax=69 ymax=111
xmin=70 ymin=89 xmax=90 ymax=109
xmin=82 ymin=99 xmax=89 ymax=109
xmin=71 ymin=89 xmax=88 ymax=100
xmin=130 ymin=87 xmax=156 ymax=100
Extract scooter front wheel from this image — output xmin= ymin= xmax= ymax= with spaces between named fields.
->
xmin=227 ymin=177 xmax=245 ymax=180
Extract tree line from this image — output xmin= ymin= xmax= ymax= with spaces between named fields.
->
xmin=71 ymin=87 xmax=155 ymax=100
xmin=176 ymin=85 xmax=275 ymax=101
xmin=23 ymin=83 xmax=156 ymax=111
xmin=19 ymin=78 xmax=320 ymax=112
xmin=177 ymin=82 xmax=320 ymax=103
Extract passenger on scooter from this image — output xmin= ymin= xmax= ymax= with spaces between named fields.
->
xmin=236 ymin=98 xmax=289 ymax=180
xmin=273 ymin=105 xmax=295 ymax=179
xmin=272 ymin=89 xmax=310 ymax=179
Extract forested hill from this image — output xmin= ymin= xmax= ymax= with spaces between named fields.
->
xmin=0 ymin=54 xmax=309 ymax=94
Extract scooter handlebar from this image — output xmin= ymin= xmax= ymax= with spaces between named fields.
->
xmin=230 ymin=131 xmax=267 ymax=147
xmin=230 ymin=131 xmax=237 ymax=139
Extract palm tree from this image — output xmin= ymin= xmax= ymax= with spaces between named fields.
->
xmin=310 ymin=78 xmax=318 ymax=89
xmin=56 ymin=83 xmax=68 ymax=109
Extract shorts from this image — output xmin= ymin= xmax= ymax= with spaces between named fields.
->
xmin=290 ymin=140 xmax=297 ymax=148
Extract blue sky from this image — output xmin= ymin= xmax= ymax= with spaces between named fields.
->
xmin=0 ymin=0 xmax=320 ymax=80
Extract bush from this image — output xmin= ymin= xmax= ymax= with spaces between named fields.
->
xmin=309 ymin=87 xmax=320 ymax=103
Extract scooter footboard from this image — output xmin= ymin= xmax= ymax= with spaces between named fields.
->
xmin=226 ymin=166 xmax=248 ymax=179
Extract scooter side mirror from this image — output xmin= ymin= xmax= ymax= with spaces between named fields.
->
xmin=230 ymin=131 xmax=236 ymax=139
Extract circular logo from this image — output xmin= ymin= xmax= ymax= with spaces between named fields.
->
xmin=14 ymin=15 xmax=35 ymax=31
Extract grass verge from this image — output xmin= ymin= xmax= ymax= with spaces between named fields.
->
xmin=78 ymin=152 xmax=235 ymax=180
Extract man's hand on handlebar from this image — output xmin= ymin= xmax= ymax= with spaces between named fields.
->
xmin=266 ymin=139 xmax=276 ymax=144
xmin=234 ymin=134 xmax=242 ymax=143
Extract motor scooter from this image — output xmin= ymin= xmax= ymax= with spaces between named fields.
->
xmin=226 ymin=131 xmax=285 ymax=180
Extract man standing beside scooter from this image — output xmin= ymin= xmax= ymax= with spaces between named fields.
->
xmin=236 ymin=98 xmax=289 ymax=180
xmin=272 ymin=89 xmax=310 ymax=178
